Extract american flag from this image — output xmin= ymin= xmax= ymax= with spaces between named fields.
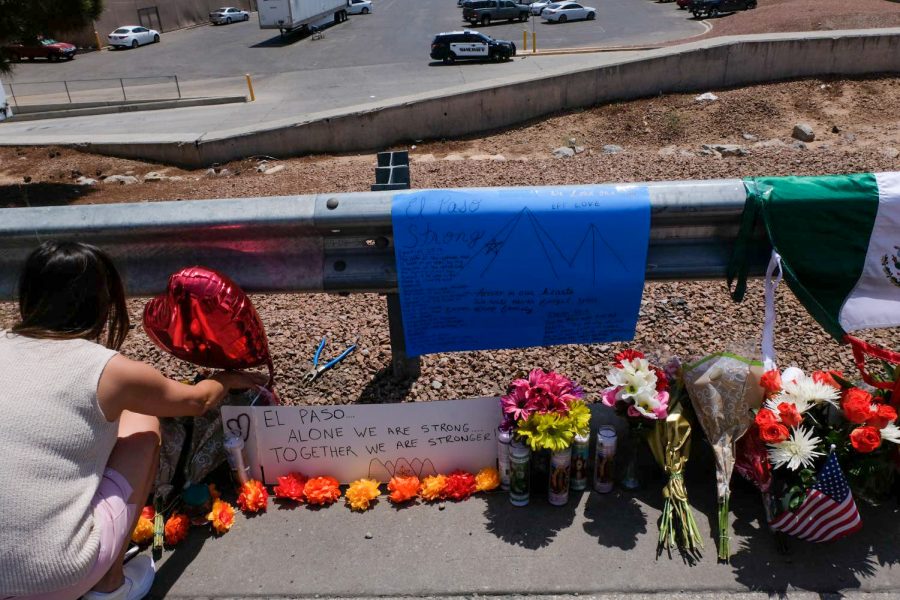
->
xmin=768 ymin=451 xmax=862 ymax=542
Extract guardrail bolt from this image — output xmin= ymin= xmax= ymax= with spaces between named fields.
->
xmin=326 ymin=198 xmax=339 ymax=209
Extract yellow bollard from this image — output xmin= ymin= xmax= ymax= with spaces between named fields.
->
xmin=94 ymin=30 xmax=103 ymax=50
xmin=523 ymin=30 xmax=527 ymax=52
xmin=245 ymin=73 xmax=256 ymax=102
xmin=532 ymin=31 xmax=536 ymax=53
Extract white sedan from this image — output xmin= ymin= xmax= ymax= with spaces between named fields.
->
xmin=530 ymin=1 xmax=552 ymax=15
xmin=107 ymin=26 xmax=159 ymax=48
xmin=541 ymin=2 xmax=596 ymax=22
xmin=209 ymin=7 xmax=251 ymax=24
xmin=348 ymin=0 xmax=373 ymax=14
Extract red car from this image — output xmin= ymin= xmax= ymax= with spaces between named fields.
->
xmin=5 ymin=38 xmax=77 ymax=61
xmin=676 ymin=0 xmax=693 ymax=8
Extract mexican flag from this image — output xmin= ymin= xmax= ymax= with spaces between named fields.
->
xmin=730 ymin=172 xmax=900 ymax=341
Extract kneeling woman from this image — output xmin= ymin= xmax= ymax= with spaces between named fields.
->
xmin=0 ymin=242 xmax=264 ymax=600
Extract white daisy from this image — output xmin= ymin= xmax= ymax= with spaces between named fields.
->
xmin=767 ymin=426 xmax=824 ymax=471
xmin=768 ymin=372 xmax=840 ymax=413
xmin=881 ymin=422 xmax=900 ymax=445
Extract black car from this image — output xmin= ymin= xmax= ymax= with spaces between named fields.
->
xmin=691 ymin=0 xmax=756 ymax=18
xmin=430 ymin=30 xmax=516 ymax=64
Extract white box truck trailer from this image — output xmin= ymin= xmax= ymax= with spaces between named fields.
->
xmin=258 ymin=0 xmax=348 ymax=34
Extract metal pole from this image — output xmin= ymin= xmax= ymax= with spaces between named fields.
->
xmin=245 ymin=74 xmax=256 ymax=102
xmin=7 ymin=83 xmax=17 ymax=108
xmin=63 ymin=81 xmax=72 ymax=104
xmin=119 ymin=78 xmax=127 ymax=101
xmin=173 ymin=75 xmax=181 ymax=99
xmin=387 ymin=293 xmax=420 ymax=379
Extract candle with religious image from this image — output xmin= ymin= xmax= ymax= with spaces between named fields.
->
xmin=594 ymin=426 xmax=617 ymax=493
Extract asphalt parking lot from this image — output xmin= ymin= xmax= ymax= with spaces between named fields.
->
xmin=6 ymin=0 xmax=703 ymax=85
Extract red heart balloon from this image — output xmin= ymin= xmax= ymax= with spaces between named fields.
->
xmin=143 ymin=267 xmax=275 ymax=390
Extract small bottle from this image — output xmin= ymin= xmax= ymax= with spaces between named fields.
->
xmin=594 ymin=426 xmax=617 ymax=493
xmin=223 ymin=434 xmax=251 ymax=487
xmin=508 ymin=439 xmax=531 ymax=507
xmin=548 ymin=447 xmax=572 ymax=506
xmin=497 ymin=427 xmax=512 ymax=491
xmin=570 ymin=432 xmax=590 ymax=491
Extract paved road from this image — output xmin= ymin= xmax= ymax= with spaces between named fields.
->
xmin=5 ymin=0 xmax=702 ymax=88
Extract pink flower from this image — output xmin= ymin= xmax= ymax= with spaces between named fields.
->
xmin=501 ymin=384 xmax=536 ymax=421
xmin=601 ymin=387 xmax=620 ymax=408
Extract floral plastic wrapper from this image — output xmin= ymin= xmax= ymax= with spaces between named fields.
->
xmin=683 ymin=351 xmax=764 ymax=561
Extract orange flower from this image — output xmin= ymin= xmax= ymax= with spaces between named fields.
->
xmin=346 ymin=478 xmax=381 ymax=511
xmin=140 ymin=505 xmax=155 ymax=521
xmin=207 ymin=499 xmax=236 ymax=534
xmin=475 ymin=467 xmax=500 ymax=492
xmin=388 ymin=475 xmax=420 ymax=504
xmin=419 ymin=474 xmax=448 ymax=501
xmin=274 ymin=472 xmax=308 ymax=502
xmin=813 ymin=370 xmax=842 ymax=389
xmin=304 ymin=476 xmax=342 ymax=506
xmin=776 ymin=402 xmax=802 ymax=429
xmin=236 ymin=479 xmax=269 ymax=513
xmin=164 ymin=512 xmax=191 ymax=546
xmin=759 ymin=370 xmax=782 ymax=397
xmin=131 ymin=515 xmax=154 ymax=544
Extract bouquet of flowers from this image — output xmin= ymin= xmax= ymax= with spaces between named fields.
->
xmin=756 ymin=366 xmax=899 ymax=517
xmin=683 ymin=351 xmax=764 ymax=561
xmin=601 ymin=349 xmax=670 ymax=425
xmin=501 ymin=368 xmax=590 ymax=451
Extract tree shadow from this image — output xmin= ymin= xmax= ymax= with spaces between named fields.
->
xmin=149 ymin=527 xmax=211 ymax=599
xmin=0 ymin=182 xmax=95 ymax=207
xmin=582 ymin=488 xmax=648 ymax=551
xmin=482 ymin=489 xmax=580 ymax=549
xmin=356 ymin=366 xmax=417 ymax=403
xmin=729 ymin=499 xmax=900 ymax=595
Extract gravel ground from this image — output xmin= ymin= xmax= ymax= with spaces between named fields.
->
xmin=0 ymin=76 xmax=898 ymax=404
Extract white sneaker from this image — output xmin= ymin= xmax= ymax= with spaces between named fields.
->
xmin=83 ymin=555 xmax=156 ymax=600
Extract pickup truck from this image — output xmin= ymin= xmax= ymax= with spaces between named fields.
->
xmin=4 ymin=38 xmax=76 ymax=61
xmin=463 ymin=0 xmax=530 ymax=25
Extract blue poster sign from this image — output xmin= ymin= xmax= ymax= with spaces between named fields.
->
xmin=391 ymin=186 xmax=651 ymax=356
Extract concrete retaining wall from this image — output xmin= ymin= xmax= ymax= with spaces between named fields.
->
xmin=88 ymin=29 xmax=900 ymax=168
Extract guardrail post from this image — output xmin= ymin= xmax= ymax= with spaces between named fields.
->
xmin=372 ymin=150 xmax=420 ymax=379
xmin=7 ymin=83 xmax=17 ymax=108
xmin=63 ymin=81 xmax=72 ymax=104
xmin=174 ymin=75 xmax=182 ymax=99
xmin=119 ymin=78 xmax=127 ymax=101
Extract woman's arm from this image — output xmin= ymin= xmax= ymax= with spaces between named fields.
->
xmin=97 ymin=354 xmax=268 ymax=421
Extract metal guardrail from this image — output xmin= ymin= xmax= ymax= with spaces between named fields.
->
xmin=3 ymin=75 xmax=182 ymax=107
xmin=0 ymin=180 xmax=769 ymax=374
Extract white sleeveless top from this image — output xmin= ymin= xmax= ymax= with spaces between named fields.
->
xmin=0 ymin=331 xmax=119 ymax=595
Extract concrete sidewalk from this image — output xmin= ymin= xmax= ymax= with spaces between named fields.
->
xmin=149 ymin=460 xmax=900 ymax=598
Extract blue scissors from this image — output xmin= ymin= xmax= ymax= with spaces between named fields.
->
xmin=302 ymin=336 xmax=358 ymax=384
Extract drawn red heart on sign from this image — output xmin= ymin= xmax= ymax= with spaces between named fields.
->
xmin=143 ymin=266 xmax=275 ymax=390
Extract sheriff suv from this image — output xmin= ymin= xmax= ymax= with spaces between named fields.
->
xmin=430 ymin=30 xmax=517 ymax=64
xmin=463 ymin=0 xmax=530 ymax=25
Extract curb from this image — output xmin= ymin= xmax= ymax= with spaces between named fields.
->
xmin=6 ymin=95 xmax=247 ymax=122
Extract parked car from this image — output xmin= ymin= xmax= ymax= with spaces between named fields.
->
xmin=348 ymin=0 xmax=373 ymax=14
xmin=676 ymin=0 xmax=693 ymax=8
xmin=530 ymin=1 xmax=552 ymax=15
xmin=209 ymin=7 xmax=251 ymax=24
xmin=4 ymin=38 xmax=76 ymax=61
xmin=541 ymin=2 xmax=596 ymax=22
xmin=430 ymin=30 xmax=516 ymax=63
xmin=462 ymin=0 xmax=530 ymax=25
xmin=108 ymin=26 xmax=160 ymax=48
xmin=690 ymin=0 xmax=756 ymax=18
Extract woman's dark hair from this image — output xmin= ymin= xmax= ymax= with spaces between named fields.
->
xmin=12 ymin=241 xmax=130 ymax=350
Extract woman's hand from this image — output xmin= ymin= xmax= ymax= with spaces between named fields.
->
xmin=209 ymin=370 xmax=269 ymax=392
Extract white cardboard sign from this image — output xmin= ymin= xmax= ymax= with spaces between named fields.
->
xmin=222 ymin=397 xmax=500 ymax=484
